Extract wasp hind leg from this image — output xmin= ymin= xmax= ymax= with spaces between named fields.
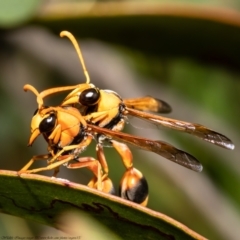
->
xmin=88 ymin=176 xmax=115 ymax=195
xmin=91 ymin=143 xmax=115 ymax=194
xmin=111 ymin=140 xmax=149 ymax=206
xmin=67 ymin=156 xmax=115 ymax=194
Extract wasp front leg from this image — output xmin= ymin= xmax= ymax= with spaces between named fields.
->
xmin=18 ymin=146 xmax=80 ymax=176
xmin=111 ymin=140 xmax=149 ymax=206
xmin=19 ymin=153 xmax=52 ymax=174
xmin=84 ymin=111 xmax=109 ymax=127
xmin=19 ymin=136 xmax=93 ymax=176
xmin=19 ymin=154 xmax=75 ymax=175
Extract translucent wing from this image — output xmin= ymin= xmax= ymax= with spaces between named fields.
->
xmin=87 ymin=124 xmax=203 ymax=172
xmin=124 ymin=96 xmax=172 ymax=113
xmin=125 ymin=108 xmax=234 ymax=150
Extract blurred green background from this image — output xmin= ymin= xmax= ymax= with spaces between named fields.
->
xmin=0 ymin=0 xmax=239 ymax=239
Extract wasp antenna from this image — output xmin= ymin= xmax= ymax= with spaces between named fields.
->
xmin=60 ymin=30 xmax=90 ymax=84
xmin=39 ymin=85 xmax=78 ymax=100
xmin=23 ymin=84 xmax=44 ymax=109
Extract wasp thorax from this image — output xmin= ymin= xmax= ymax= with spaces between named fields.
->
xmin=79 ymin=88 xmax=100 ymax=106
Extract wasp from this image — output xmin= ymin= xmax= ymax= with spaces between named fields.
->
xmin=20 ymin=84 xmax=163 ymax=205
xmin=20 ymin=84 xmax=205 ymax=206
xmin=20 ymin=31 xmax=234 ymax=206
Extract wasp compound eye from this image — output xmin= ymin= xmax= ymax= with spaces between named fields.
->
xmin=79 ymin=88 xmax=100 ymax=106
xmin=39 ymin=113 xmax=56 ymax=133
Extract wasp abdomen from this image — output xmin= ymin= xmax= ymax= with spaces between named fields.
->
xmin=119 ymin=168 xmax=149 ymax=206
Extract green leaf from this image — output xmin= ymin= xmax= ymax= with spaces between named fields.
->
xmin=0 ymin=0 xmax=41 ymax=28
xmin=0 ymin=170 xmax=206 ymax=240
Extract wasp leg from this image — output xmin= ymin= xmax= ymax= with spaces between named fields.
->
xmin=19 ymin=153 xmax=52 ymax=173
xmin=66 ymin=156 xmax=114 ymax=193
xmin=47 ymin=135 xmax=93 ymax=165
xmin=95 ymin=143 xmax=115 ymax=194
xmin=67 ymin=156 xmax=102 ymax=190
xmin=22 ymin=154 xmax=113 ymax=193
xmin=88 ymin=176 xmax=115 ymax=195
xmin=19 ymin=134 xmax=92 ymax=174
xmin=85 ymin=110 xmax=119 ymax=128
xmin=96 ymin=143 xmax=109 ymax=180
xmin=19 ymin=135 xmax=92 ymax=177
xmin=111 ymin=140 xmax=133 ymax=170
xmin=19 ymin=155 xmax=74 ymax=175
xmin=111 ymin=140 xmax=149 ymax=206
xmin=53 ymin=166 xmax=60 ymax=177
xmin=84 ymin=111 xmax=108 ymax=124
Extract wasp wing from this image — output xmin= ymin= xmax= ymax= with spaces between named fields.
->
xmin=125 ymin=108 xmax=234 ymax=150
xmin=87 ymin=124 xmax=202 ymax=172
xmin=124 ymin=96 xmax=171 ymax=114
